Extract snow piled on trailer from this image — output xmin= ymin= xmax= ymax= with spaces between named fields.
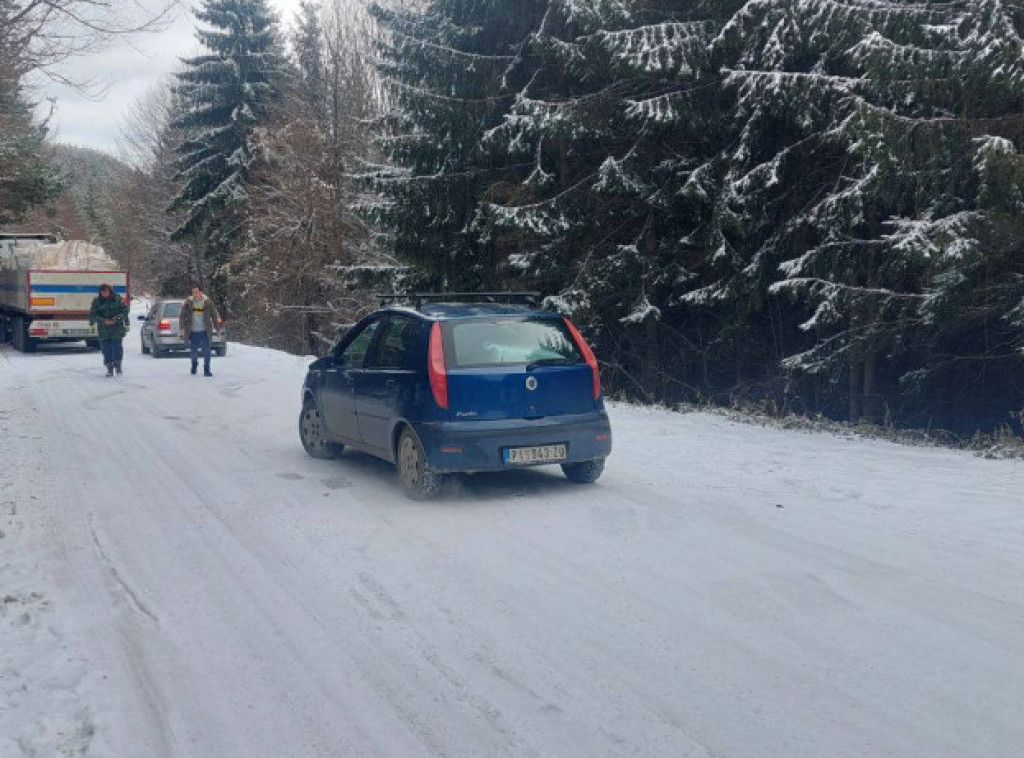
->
xmin=1 ymin=240 xmax=118 ymax=271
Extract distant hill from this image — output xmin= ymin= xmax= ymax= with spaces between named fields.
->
xmin=8 ymin=145 xmax=131 ymax=246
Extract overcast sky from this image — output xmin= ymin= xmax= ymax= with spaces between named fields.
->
xmin=35 ymin=0 xmax=305 ymax=157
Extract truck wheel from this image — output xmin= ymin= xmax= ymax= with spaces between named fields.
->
xmin=12 ymin=316 xmax=32 ymax=352
xmin=12 ymin=316 xmax=36 ymax=352
xmin=22 ymin=322 xmax=37 ymax=352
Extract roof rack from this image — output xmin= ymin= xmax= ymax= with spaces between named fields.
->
xmin=378 ymin=292 xmax=542 ymax=309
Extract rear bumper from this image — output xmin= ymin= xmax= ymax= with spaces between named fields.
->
xmin=23 ymin=318 xmax=95 ymax=340
xmin=153 ymin=333 xmax=226 ymax=350
xmin=414 ymin=410 xmax=612 ymax=473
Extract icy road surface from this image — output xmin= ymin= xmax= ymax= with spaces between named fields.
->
xmin=2 ymin=312 xmax=1023 ymax=757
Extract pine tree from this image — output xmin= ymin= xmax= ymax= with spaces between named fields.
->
xmin=715 ymin=0 xmax=1024 ymax=427
xmin=0 ymin=88 xmax=61 ymax=224
xmin=0 ymin=6 xmax=61 ymax=224
xmin=368 ymin=0 xmax=550 ymax=290
xmin=479 ymin=0 xmax=738 ymax=397
xmin=170 ymin=0 xmax=288 ymax=303
xmin=294 ymin=1 xmax=327 ymax=122
xmin=366 ymin=0 xmax=1024 ymax=431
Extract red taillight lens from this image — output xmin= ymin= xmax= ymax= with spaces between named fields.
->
xmin=428 ymin=322 xmax=448 ymax=409
xmin=158 ymin=319 xmax=172 ymax=330
xmin=564 ymin=317 xmax=601 ymax=399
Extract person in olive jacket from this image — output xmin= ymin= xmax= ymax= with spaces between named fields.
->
xmin=89 ymin=283 xmax=129 ymax=376
xmin=178 ymin=282 xmax=222 ymax=377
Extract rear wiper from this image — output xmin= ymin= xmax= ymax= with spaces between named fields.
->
xmin=526 ymin=357 xmax=576 ymax=371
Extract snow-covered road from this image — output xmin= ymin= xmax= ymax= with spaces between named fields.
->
xmin=2 ymin=310 xmax=1023 ymax=757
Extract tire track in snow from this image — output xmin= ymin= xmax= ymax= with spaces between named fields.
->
xmin=89 ymin=520 xmax=160 ymax=624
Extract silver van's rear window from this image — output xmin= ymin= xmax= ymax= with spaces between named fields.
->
xmin=447 ymin=318 xmax=582 ymax=368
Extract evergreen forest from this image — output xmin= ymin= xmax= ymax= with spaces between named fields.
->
xmin=4 ymin=0 xmax=1024 ymax=435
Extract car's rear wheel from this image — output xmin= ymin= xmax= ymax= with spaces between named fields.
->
xmin=561 ymin=458 xmax=605 ymax=484
xmin=215 ymin=344 xmax=227 ymax=357
xmin=141 ymin=337 xmax=150 ymax=354
xmin=300 ymin=398 xmax=343 ymax=459
xmin=397 ymin=428 xmax=443 ymax=500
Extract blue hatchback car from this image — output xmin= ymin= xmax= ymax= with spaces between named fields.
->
xmin=299 ymin=293 xmax=613 ymax=498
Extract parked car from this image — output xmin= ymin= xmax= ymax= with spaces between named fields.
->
xmin=299 ymin=293 xmax=612 ymax=499
xmin=138 ymin=298 xmax=227 ymax=357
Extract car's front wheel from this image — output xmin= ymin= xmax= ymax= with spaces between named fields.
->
xmin=397 ymin=428 xmax=443 ymax=500
xmin=299 ymin=398 xmax=343 ymax=459
xmin=561 ymin=458 xmax=605 ymax=484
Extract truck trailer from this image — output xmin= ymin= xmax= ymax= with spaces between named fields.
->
xmin=0 ymin=233 xmax=129 ymax=353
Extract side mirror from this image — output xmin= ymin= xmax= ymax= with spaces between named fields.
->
xmin=137 ymin=314 xmax=145 ymax=320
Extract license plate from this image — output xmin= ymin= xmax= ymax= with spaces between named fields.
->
xmin=64 ymin=329 xmax=90 ymax=336
xmin=503 ymin=444 xmax=567 ymax=465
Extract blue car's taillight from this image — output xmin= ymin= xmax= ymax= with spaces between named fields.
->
xmin=429 ymin=322 xmax=449 ymax=409
xmin=564 ymin=317 xmax=601 ymax=400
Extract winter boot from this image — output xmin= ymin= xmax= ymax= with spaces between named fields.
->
xmin=105 ymin=363 xmax=114 ymax=377
xmin=203 ymin=365 xmax=213 ymax=377
xmin=190 ymin=362 xmax=197 ymax=375
xmin=114 ymin=361 xmax=122 ymax=375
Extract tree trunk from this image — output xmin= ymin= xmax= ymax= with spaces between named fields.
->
xmin=862 ymin=350 xmax=878 ymax=424
xmin=645 ymin=317 xmax=658 ymax=395
xmin=849 ymin=358 xmax=862 ymax=422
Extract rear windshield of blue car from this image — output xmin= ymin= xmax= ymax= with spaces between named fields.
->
xmin=446 ymin=317 xmax=583 ymax=368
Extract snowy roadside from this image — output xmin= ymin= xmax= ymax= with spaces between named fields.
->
xmin=1 ymin=372 xmax=105 ymax=756
xmin=2 ymin=326 xmax=1023 ymax=757
xmin=666 ymin=401 xmax=1024 ymax=460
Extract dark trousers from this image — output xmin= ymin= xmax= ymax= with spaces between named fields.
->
xmin=189 ymin=331 xmax=211 ymax=370
xmin=100 ymin=338 xmax=123 ymax=365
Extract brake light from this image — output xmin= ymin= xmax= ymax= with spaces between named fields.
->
xmin=158 ymin=319 xmax=173 ymax=331
xmin=30 ymin=327 xmax=47 ymax=336
xmin=564 ymin=317 xmax=601 ymax=399
xmin=428 ymin=322 xmax=448 ymax=409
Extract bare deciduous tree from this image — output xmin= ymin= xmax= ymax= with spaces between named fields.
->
xmin=112 ymin=79 xmax=199 ymax=294
xmin=1 ymin=0 xmax=178 ymax=224
xmin=230 ymin=0 xmax=394 ymax=354
xmin=1 ymin=0 xmax=176 ymax=88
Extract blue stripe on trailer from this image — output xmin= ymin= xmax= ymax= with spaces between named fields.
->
xmin=31 ymin=284 xmax=127 ymax=294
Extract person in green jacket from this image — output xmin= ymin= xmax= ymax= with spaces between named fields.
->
xmin=89 ymin=283 xmax=129 ymax=376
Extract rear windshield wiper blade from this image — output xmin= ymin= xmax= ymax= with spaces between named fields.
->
xmin=526 ymin=357 xmax=577 ymax=371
